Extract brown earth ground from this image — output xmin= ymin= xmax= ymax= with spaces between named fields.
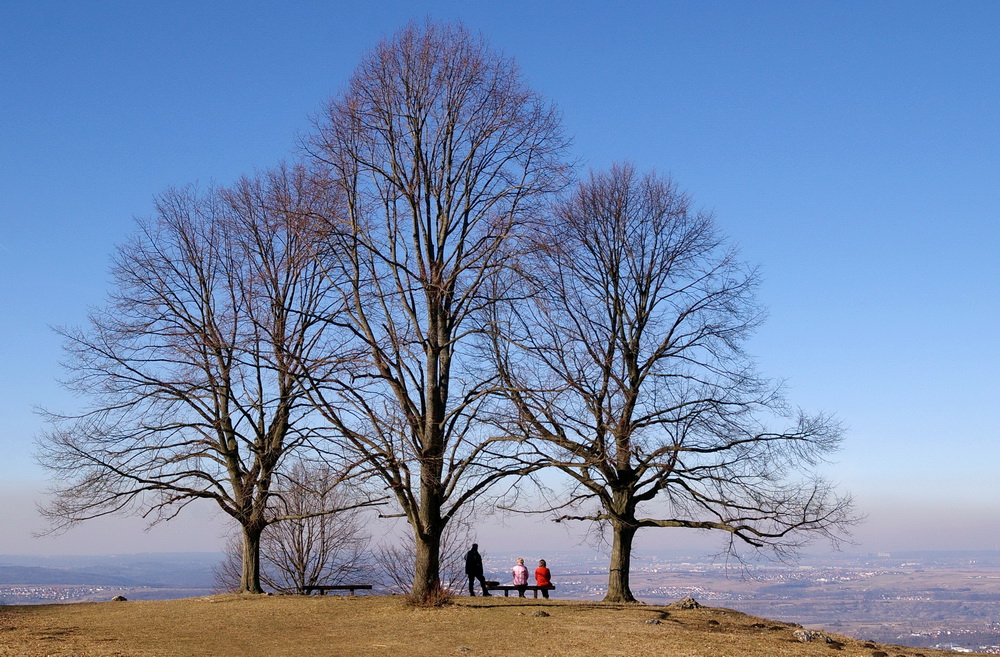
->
xmin=0 ymin=594 xmax=986 ymax=657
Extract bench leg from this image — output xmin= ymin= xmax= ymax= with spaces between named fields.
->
xmin=504 ymin=589 xmax=509 ymax=597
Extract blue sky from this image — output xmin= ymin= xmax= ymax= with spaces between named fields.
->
xmin=1 ymin=1 xmax=997 ymax=556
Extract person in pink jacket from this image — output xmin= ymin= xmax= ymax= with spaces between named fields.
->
xmin=511 ymin=558 xmax=529 ymax=597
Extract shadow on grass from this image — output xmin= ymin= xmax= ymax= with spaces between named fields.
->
xmin=455 ymin=598 xmax=673 ymax=614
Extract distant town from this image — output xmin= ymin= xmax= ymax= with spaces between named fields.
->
xmin=494 ymin=549 xmax=1000 ymax=654
xmin=2 ymin=550 xmax=998 ymax=654
xmin=0 ymin=585 xmax=147 ymax=603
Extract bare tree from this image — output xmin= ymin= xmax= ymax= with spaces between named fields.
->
xmin=304 ymin=21 xmax=569 ymax=603
xmin=36 ymin=165 xmax=361 ymax=593
xmin=214 ymin=461 xmax=374 ymax=594
xmin=491 ymin=163 xmax=855 ymax=603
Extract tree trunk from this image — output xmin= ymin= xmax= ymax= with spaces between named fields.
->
xmin=240 ymin=522 xmax=266 ymax=594
xmin=603 ymin=520 xmax=638 ymax=603
xmin=411 ymin=528 xmax=442 ymax=603
xmin=410 ymin=362 xmax=446 ymax=604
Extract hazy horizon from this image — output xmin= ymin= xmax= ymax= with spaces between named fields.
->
xmin=8 ymin=487 xmax=999 ymax=558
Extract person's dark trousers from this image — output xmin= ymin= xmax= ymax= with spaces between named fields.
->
xmin=468 ymin=574 xmax=490 ymax=596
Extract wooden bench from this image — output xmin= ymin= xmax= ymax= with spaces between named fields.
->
xmin=301 ymin=584 xmax=373 ymax=596
xmin=485 ymin=583 xmax=555 ymax=598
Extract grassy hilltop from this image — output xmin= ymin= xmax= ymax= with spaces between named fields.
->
xmin=0 ymin=594 xmax=983 ymax=657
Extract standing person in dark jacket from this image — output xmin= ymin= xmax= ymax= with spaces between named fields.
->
xmin=465 ymin=543 xmax=491 ymax=596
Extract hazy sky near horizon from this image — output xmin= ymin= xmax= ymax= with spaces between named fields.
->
xmin=1 ymin=1 xmax=998 ymax=557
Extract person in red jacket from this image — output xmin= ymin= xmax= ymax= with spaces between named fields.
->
xmin=534 ymin=559 xmax=552 ymax=599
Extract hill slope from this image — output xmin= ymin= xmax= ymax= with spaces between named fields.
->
xmin=0 ymin=594 xmax=985 ymax=657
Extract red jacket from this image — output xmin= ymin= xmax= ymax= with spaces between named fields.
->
xmin=534 ymin=566 xmax=551 ymax=587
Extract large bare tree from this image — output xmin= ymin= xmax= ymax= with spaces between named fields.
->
xmin=304 ymin=21 xmax=569 ymax=602
xmin=37 ymin=165 xmax=355 ymax=593
xmin=492 ymin=163 xmax=855 ymax=603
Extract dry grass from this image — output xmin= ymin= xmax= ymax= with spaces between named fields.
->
xmin=0 ymin=594 xmax=983 ymax=657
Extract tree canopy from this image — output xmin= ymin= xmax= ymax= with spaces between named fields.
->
xmin=302 ymin=20 xmax=570 ymax=602
xmin=37 ymin=166 xmax=359 ymax=593
xmin=491 ymin=163 xmax=854 ymax=602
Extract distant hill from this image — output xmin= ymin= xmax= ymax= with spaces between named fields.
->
xmin=0 ymin=565 xmax=136 ymax=586
xmin=0 ymin=553 xmax=219 ymax=588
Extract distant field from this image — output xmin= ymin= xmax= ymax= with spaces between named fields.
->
xmin=0 ymin=594 xmax=983 ymax=657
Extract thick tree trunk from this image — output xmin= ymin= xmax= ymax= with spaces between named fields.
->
xmin=410 ymin=351 xmax=446 ymax=604
xmin=411 ymin=528 xmax=442 ymax=603
xmin=603 ymin=520 xmax=638 ymax=603
xmin=240 ymin=522 xmax=266 ymax=594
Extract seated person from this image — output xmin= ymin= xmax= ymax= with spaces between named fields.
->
xmin=535 ymin=559 xmax=552 ymax=599
xmin=512 ymin=558 xmax=529 ymax=597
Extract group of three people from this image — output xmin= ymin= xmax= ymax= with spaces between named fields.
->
xmin=465 ymin=543 xmax=552 ymax=598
